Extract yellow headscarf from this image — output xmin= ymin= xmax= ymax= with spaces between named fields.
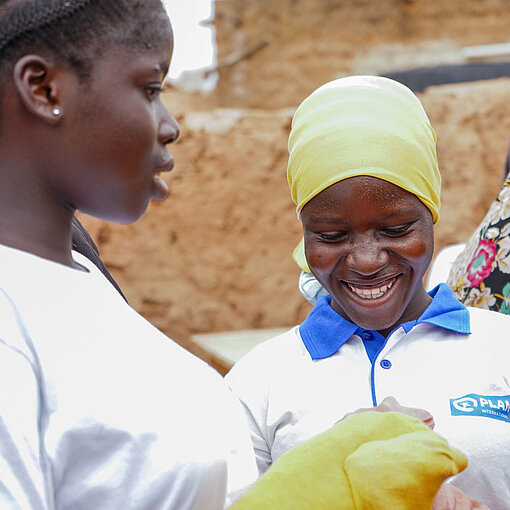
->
xmin=287 ymin=76 xmax=440 ymax=272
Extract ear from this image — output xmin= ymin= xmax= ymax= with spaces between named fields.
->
xmin=13 ymin=54 xmax=63 ymax=125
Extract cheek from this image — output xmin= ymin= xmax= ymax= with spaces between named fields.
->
xmin=119 ymin=112 xmax=155 ymax=151
xmin=400 ymin=232 xmax=434 ymax=268
xmin=305 ymin=242 xmax=340 ymax=275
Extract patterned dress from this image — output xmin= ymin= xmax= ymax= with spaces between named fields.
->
xmin=447 ymin=177 xmax=510 ymax=314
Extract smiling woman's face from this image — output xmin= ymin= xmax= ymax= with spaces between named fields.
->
xmin=300 ymin=175 xmax=434 ymax=336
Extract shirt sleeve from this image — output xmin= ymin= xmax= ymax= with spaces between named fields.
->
xmin=0 ymin=291 xmax=51 ymax=510
xmin=219 ymin=381 xmax=260 ymax=508
xmin=225 ymin=357 xmax=273 ymax=478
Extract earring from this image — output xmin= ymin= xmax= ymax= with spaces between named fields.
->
xmin=52 ymin=106 xmax=61 ymax=117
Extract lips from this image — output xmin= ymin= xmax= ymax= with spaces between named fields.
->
xmin=156 ymin=155 xmax=174 ymax=174
xmin=151 ymin=156 xmax=174 ymax=201
xmin=346 ymin=276 xmax=397 ymax=300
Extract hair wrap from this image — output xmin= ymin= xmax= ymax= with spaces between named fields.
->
xmin=287 ymin=75 xmax=440 ymax=272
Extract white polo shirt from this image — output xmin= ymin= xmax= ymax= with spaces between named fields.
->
xmin=226 ymin=284 xmax=510 ymax=510
xmin=0 ymin=244 xmax=257 ymax=510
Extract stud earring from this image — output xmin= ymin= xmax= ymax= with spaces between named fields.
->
xmin=52 ymin=106 xmax=61 ymax=117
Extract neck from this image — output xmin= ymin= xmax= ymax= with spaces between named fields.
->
xmin=378 ymin=288 xmax=433 ymax=338
xmin=0 ymin=93 xmax=78 ymax=266
xmin=0 ymin=170 xmax=76 ymax=268
xmin=0 ymin=208 xmax=76 ymax=267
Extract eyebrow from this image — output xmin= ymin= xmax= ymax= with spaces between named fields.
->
xmin=144 ymin=62 xmax=169 ymax=80
xmin=159 ymin=61 xmax=169 ymax=77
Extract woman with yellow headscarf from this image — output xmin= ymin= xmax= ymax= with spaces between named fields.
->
xmin=226 ymin=76 xmax=510 ymax=509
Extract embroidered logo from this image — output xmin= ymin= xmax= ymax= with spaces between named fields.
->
xmin=450 ymin=393 xmax=510 ymax=423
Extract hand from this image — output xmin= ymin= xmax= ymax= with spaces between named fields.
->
xmin=340 ymin=396 xmax=435 ymax=429
xmin=432 ymin=484 xmax=491 ymax=509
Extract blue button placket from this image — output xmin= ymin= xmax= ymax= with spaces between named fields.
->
xmin=358 ymin=328 xmax=388 ymax=407
xmin=369 ymin=352 xmax=384 ymax=407
xmin=299 ymin=285 xmax=470 ymax=405
xmin=366 ymin=327 xmax=405 ymax=407
xmin=380 ymin=359 xmax=392 ymax=369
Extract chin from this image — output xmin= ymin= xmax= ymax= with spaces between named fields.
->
xmin=337 ymin=301 xmax=406 ymax=333
xmin=356 ymin=317 xmax=400 ymax=333
xmin=89 ymin=205 xmax=148 ymax=225
xmin=116 ymin=209 xmax=148 ymax=225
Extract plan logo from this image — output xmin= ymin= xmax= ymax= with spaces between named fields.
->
xmin=450 ymin=393 xmax=510 ymax=423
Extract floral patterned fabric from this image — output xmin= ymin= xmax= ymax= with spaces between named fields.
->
xmin=447 ymin=177 xmax=510 ymax=314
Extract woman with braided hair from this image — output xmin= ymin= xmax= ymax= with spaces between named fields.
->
xmin=0 ymin=1 xmax=261 ymax=508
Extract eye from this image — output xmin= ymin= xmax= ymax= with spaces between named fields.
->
xmin=146 ymin=85 xmax=164 ymax=101
xmin=317 ymin=231 xmax=347 ymax=241
xmin=383 ymin=223 xmax=413 ymax=237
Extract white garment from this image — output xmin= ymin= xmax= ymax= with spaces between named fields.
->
xmin=0 ymin=244 xmax=257 ymax=510
xmin=226 ymin=309 xmax=510 ymax=510
xmin=426 ymin=243 xmax=467 ymax=290
xmin=297 ymin=270 xmax=331 ymax=305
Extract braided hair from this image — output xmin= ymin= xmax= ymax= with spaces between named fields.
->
xmin=0 ymin=0 xmax=169 ymax=83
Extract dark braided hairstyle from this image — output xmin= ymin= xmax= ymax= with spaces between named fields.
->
xmin=0 ymin=0 xmax=93 ymax=54
xmin=0 ymin=0 xmax=169 ymax=85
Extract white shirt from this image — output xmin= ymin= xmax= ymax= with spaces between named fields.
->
xmin=426 ymin=243 xmax=467 ymax=290
xmin=227 ymin=300 xmax=510 ymax=510
xmin=0 ymin=244 xmax=257 ymax=510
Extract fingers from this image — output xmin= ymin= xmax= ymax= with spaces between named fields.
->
xmin=378 ymin=397 xmax=435 ymax=429
xmin=340 ymin=396 xmax=435 ymax=429
xmin=432 ymin=484 xmax=491 ymax=510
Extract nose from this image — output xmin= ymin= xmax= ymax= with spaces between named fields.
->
xmin=158 ymin=104 xmax=180 ymax=145
xmin=345 ymin=236 xmax=390 ymax=277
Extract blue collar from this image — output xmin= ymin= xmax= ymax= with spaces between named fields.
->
xmin=299 ymin=283 xmax=471 ymax=360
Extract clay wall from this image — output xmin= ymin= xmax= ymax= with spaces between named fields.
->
xmin=214 ymin=0 xmax=510 ymax=108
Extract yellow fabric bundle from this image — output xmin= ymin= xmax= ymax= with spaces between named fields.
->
xmin=231 ymin=411 xmax=467 ymax=510
xmin=287 ymin=76 xmax=440 ymax=272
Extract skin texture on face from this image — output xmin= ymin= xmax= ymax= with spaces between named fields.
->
xmin=301 ymin=176 xmax=434 ymax=337
xmin=49 ymin=22 xmax=179 ymax=224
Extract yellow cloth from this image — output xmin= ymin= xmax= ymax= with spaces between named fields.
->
xmin=287 ymin=75 xmax=440 ymax=272
xmin=231 ymin=412 xmax=467 ymax=510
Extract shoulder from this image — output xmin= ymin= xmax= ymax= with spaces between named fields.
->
xmin=226 ymin=326 xmax=304 ymax=390
xmin=229 ymin=327 xmax=303 ymax=372
xmin=467 ymin=306 xmax=510 ymax=331
xmin=463 ymin=307 xmax=510 ymax=354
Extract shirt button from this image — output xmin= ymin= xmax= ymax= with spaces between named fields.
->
xmin=380 ymin=359 xmax=392 ymax=369
xmin=362 ymin=332 xmax=373 ymax=341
